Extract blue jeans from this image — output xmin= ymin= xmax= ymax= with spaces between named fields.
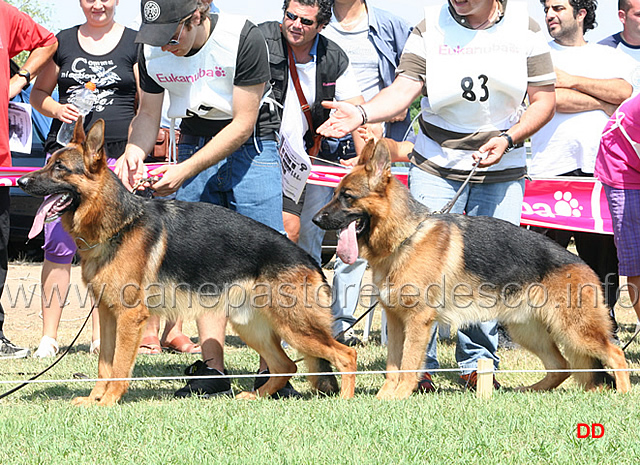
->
xmin=408 ymin=166 xmax=525 ymax=374
xmin=177 ymin=138 xmax=284 ymax=233
xmin=298 ymin=183 xmax=367 ymax=336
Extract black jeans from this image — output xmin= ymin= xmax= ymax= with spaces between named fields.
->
xmin=0 ymin=187 xmax=9 ymax=338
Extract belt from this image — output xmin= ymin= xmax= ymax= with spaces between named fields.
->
xmin=178 ymin=133 xmax=278 ymax=146
xmin=178 ymin=133 xmax=212 ymax=146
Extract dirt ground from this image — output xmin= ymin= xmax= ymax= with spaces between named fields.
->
xmin=1 ymin=263 xmax=97 ymax=351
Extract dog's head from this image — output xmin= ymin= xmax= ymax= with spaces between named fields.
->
xmin=312 ymin=139 xmax=394 ymax=264
xmin=17 ymin=118 xmax=108 ymax=239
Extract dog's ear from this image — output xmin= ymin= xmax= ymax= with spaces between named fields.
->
xmin=71 ymin=116 xmax=86 ymax=145
xmin=364 ymin=139 xmax=392 ymax=189
xmin=84 ymin=119 xmax=107 ymax=174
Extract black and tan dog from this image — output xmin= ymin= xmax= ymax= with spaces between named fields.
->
xmin=313 ymin=139 xmax=630 ymax=399
xmin=18 ymin=120 xmax=356 ymax=405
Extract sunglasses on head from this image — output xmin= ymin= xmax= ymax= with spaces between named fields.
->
xmin=167 ymin=15 xmax=192 ymax=46
xmin=285 ymin=10 xmax=315 ymax=26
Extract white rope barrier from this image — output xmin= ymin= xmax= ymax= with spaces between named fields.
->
xmin=1 ymin=366 xmax=639 ymax=387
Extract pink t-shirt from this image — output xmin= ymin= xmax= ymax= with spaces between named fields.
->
xmin=595 ymin=94 xmax=640 ymax=189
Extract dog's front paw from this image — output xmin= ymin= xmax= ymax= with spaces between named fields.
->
xmin=71 ymin=396 xmax=97 ymax=406
xmin=235 ymin=390 xmax=257 ymax=400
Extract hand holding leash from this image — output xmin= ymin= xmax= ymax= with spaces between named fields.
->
xmin=114 ymin=151 xmax=146 ymax=192
xmin=147 ymin=163 xmax=191 ymax=197
xmin=474 ymin=135 xmax=510 ymax=168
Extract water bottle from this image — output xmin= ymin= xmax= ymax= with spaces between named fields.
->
xmin=56 ymin=81 xmax=97 ymax=146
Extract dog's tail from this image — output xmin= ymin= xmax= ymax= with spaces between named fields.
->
xmin=304 ymin=357 xmax=339 ymax=395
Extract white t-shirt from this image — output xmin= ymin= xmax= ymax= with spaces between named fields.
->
xmin=321 ymin=13 xmax=381 ymax=102
xmin=282 ymin=59 xmax=361 ymax=136
xmin=529 ymin=42 xmax=635 ymax=176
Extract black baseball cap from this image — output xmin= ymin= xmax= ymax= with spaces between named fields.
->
xmin=136 ymin=0 xmax=198 ymax=46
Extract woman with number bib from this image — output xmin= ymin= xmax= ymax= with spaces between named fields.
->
xmin=317 ymin=0 xmax=556 ymax=391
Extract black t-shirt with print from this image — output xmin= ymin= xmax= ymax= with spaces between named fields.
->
xmin=139 ymin=14 xmax=278 ymax=139
xmin=44 ymin=26 xmax=139 ymax=155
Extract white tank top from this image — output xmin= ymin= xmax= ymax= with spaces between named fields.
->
xmin=144 ymin=13 xmax=247 ymax=120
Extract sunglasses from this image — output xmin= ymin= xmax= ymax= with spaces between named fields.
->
xmin=167 ymin=15 xmax=192 ymax=46
xmin=285 ymin=10 xmax=315 ymax=27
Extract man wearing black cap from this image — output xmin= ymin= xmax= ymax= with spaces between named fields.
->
xmin=115 ymin=0 xmax=286 ymax=398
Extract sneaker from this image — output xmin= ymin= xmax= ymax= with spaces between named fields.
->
xmin=174 ymin=360 xmax=233 ymax=398
xmin=253 ymin=369 xmax=303 ymax=399
xmin=497 ymin=325 xmax=519 ymax=350
xmin=336 ymin=328 xmax=363 ymax=347
xmin=33 ymin=335 xmax=59 ymax=358
xmin=415 ymin=373 xmax=436 ymax=393
xmin=0 ymin=337 xmax=30 ymax=359
xmin=459 ymin=371 xmax=501 ymax=391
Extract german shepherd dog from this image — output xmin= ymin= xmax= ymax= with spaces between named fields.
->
xmin=313 ymin=139 xmax=630 ymax=399
xmin=18 ymin=120 xmax=357 ymax=406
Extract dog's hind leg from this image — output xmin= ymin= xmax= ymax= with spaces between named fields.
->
xmin=288 ymin=335 xmax=357 ymax=399
xmin=560 ymin=320 xmax=630 ymax=393
xmin=304 ymin=357 xmax=339 ymax=395
xmin=506 ymin=321 xmax=570 ymax=391
xmin=233 ymin=322 xmax=296 ymax=399
xmin=376 ymin=309 xmax=404 ymax=399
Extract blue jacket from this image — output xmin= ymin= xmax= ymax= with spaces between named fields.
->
xmin=366 ymin=4 xmax=412 ymax=141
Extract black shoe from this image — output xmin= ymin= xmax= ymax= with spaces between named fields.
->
xmin=336 ymin=333 xmax=363 ymax=347
xmin=497 ymin=325 xmax=518 ymax=350
xmin=253 ymin=369 xmax=303 ymax=399
xmin=0 ymin=337 xmax=29 ymax=359
xmin=174 ymin=360 xmax=233 ymax=398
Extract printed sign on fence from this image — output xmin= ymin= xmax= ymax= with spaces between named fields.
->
xmin=520 ymin=177 xmax=612 ymax=235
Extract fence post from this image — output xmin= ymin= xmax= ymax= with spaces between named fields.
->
xmin=476 ymin=358 xmax=494 ymax=399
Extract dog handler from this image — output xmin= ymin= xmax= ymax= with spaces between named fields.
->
xmin=116 ymin=0 xmax=284 ymax=398
xmin=317 ymin=0 xmax=556 ymax=391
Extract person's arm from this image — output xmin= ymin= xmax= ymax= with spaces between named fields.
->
xmin=555 ymin=68 xmax=631 ymax=106
xmin=9 ymin=41 xmax=57 ymax=99
xmin=317 ymin=75 xmax=423 ymax=138
xmin=555 ymin=88 xmax=619 ymax=115
xmin=475 ymin=84 xmax=556 ymax=168
xmin=114 ymin=89 xmax=164 ymax=190
xmin=30 ymin=59 xmax=82 ymax=125
xmin=147 ymin=82 xmax=265 ymax=196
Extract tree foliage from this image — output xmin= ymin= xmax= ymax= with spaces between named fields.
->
xmin=6 ymin=0 xmax=55 ymax=67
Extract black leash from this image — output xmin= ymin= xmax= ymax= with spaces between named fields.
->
xmin=622 ymin=326 xmax=640 ymax=352
xmin=334 ymin=301 xmax=378 ymax=342
xmin=435 ymin=156 xmax=485 ymax=215
xmin=0 ymin=304 xmax=95 ymax=400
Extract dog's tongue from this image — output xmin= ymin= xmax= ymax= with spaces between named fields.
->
xmin=29 ymin=194 xmax=64 ymax=240
xmin=336 ymin=221 xmax=358 ymax=265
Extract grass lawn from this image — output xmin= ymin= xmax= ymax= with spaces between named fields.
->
xmin=1 ymin=325 xmax=640 ymax=465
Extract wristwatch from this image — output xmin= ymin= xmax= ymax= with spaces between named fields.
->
xmin=499 ymin=132 xmax=515 ymax=152
xmin=17 ymin=69 xmax=31 ymax=89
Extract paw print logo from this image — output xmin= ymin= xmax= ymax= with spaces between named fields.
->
xmin=553 ymin=191 xmax=583 ymax=217
xmin=214 ymin=66 xmax=226 ymax=78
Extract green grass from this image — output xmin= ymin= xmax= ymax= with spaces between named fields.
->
xmin=1 ymin=331 xmax=640 ymax=465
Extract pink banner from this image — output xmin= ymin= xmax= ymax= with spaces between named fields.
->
xmin=308 ymin=167 xmax=612 ymax=235
xmin=5 ymin=164 xmax=611 ymax=235
xmin=521 ymin=177 xmax=612 ymax=235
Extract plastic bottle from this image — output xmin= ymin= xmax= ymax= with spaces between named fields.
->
xmin=56 ymin=81 xmax=97 ymax=146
